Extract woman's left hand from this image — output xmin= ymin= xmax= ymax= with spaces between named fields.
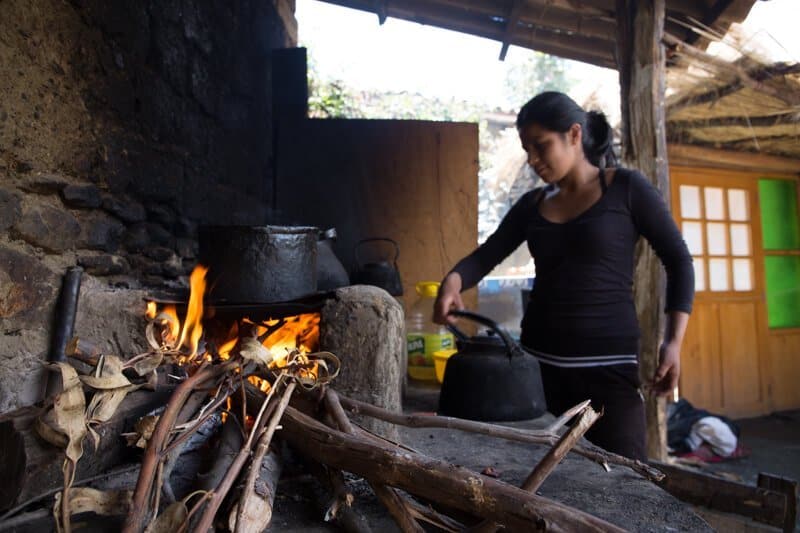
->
xmin=651 ymin=341 xmax=681 ymax=396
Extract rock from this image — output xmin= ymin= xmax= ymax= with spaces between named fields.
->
xmin=102 ymin=194 xmax=146 ymax=223
xmin=83 ymin=212 xmax=126 ymax=252
xmin=146 ymin=222 xmax=174 ymax=247
xmin=61 ymin=184 xmax=103 ymax=209
xmin=143 ymin=246 xmax=174 ymax=262
xmin=18 ymin=173 xmax=69 ymax=195
xmin=124 ymin=224 xmax=151 ymax=252
xmin=0 ymin=244 xmax=57 ymax=320
xmin=12 ymin=201 xmax=81 ymax=253
xmin=0 ymin=187 xmax=22 ymax=231
xmin=176 ymin=238 xmax=197 ymax=259
xmin=161 ymin=254 xmax=185 ymax=278
xmin=78 ymin=254 xmax=130 ymax=276
xmin=175 ymin=217 xmax=197 ymax=238
xmin=146 ymin=203 xmax=176 ymax=226
xmin=320 ymin=285 xmax=404 ymax=441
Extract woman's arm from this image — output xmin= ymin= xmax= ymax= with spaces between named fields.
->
xmin=652 ymin=310 xmax=690 ymax=396
xmin=627 ymin=172 xmax=695 ymax=395
xmin=433 ymin=190 xmax=537 ymax=324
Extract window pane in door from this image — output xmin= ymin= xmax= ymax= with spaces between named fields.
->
xmin=709 ymin=258 xmax=729 ymax=291
xmin=680 ymin=185 xmax=702 ymax=219
xmin=707 ymin=223 xmax=728 ymax=255
xmin=730 ymin=224 xmax=751 ymax=256
xmin=693 ymin=258 xmax=706 ymax=292
xmin=682 ymin=222 xmax=704 ymax=255
xmin=732 ymin=259 xmax=753 ymax=291
xmin=764 ymin=256 xmax=800 ymax=328
xmin=704 ymin=187 xmax=725 ymax=220
xmin=759 ymin=179 xmax=800 ymax=250
xmin=728 ymin=189 xmax=749 ymax=221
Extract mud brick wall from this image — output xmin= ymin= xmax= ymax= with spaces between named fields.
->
xmin=0 ymin=0 xmax=296 ymax=412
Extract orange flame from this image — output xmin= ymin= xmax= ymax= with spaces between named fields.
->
xmin=178 ymin=265 xmax=208 ymax=357
xmin=259 ymin=313 xmax=320 ymax=356
xmin=145 ymin=301 xmax=157 ymax=320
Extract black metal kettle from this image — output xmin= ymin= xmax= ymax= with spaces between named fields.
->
xmin=438 ymin=310 xmax=547 ymax=422
xmin=351 ymin=238 xmax=403 ymax=296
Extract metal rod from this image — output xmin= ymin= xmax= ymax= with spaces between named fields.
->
xmin=44 ymin=266 xmax=83 ymax=398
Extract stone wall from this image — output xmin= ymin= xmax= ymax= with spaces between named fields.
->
xmin=0 ymin=0 xmax=297 ymax=412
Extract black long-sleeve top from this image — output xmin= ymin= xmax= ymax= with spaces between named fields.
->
xmin=451 ymin=168 xmax=694 ymax=365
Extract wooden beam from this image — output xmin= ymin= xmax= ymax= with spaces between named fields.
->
xmin=498 ymin=0 xmax=523 ymax=61
xmin=652 ymin=461 xmax=796 ymax=530
xmin=668 ymin=112 xmax=800 ymax=129
xmin=374 ymin=0 xmax=387 ymax=24
xmin=317 ymin=0 xmax=617 ymax=68
xmin=668 ymin=144 xmax=800 ymax=175
xmin=683 ymin=0 xmax=731 ymax=46
xmin=616 ymin=0 xmax=670 ymax=461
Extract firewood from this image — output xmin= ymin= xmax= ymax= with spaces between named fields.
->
xmin=471 ymin=405 xmax=601 ymax=533
xmin=338 ymin=394 xmax=663 ymax=481
xmin=305 ymin=457 xmax=373 ymax=533
xmin=123 ymin=361 xmax=234 ymax=533
xmin=193 ymin=380 xmax=296 ymax=533
xmin=281 ymin=406 xmax=625 ymax=532
xmin=0 ymin=388 xmax=172 ymax=515
xmin=230 ymin=437 xmax=282 ymax=532
xmin=323 ymin=389 xmax=423 ymax=533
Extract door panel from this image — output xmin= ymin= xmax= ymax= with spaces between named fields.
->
xmin=671 ymin=168 xmax=766 ymax=417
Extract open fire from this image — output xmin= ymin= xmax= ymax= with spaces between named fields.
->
xmin=144 ymin=265 xmax=322 ymax=387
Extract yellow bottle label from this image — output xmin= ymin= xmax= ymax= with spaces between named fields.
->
xmin=407 ymin=333 xmax=454 ymax=367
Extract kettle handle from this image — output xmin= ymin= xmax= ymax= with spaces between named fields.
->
xmin=447 ymin=309 xmax=524 ymax=358
xmin=354 ymin=238 xmax=400 ymax=267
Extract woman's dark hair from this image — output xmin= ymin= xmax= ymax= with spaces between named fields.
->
xmin=516 ymin=91 xmax=617 ymax=170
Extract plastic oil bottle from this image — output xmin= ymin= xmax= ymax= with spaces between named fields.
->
xmin=406 ymin=281 xmax=455 ymax=381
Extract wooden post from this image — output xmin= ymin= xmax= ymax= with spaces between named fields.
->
xmin=615 ymin=0 xmax=669 ymax=461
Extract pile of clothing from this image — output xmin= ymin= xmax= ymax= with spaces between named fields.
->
xmin=667 ymin=399 xmax=750 ymax=462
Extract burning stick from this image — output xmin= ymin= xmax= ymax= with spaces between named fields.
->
xmin=122 ymin=360 xmax=234 ymax=533
xmin=193 ymin=379 xmax=296 ymax=532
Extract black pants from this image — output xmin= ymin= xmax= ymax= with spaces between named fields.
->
xmin=540 ymin=362 xmax=647 ymax=461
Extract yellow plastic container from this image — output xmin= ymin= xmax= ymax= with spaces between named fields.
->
xmin=407 ymin=281 xmax=455 ymax=382
xmin=433 ymin=349 xmax=458 ymax=384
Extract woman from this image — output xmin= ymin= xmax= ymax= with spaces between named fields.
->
xmin=434 ymin=91 xmax=694 ymax=461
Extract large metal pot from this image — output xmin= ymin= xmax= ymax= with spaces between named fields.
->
xmin=198 ymin=225 xmax=318 ymax=303
xmin=438 ymin=310 xmax=547 ymax=422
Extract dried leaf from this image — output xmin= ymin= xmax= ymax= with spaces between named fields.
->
xmin=86 ymin=384 xmax=142 ymax=425
xmin=144 ymin=500 xmax=188 ymax=533
xmin=124 ymin=414 xmax=159 ymax=449
xmin=54 ymin=487 xmax=132 ymax=517
xmin=240 ymin=337 xmax=274 ymax=367
xmin=80 ymin=355 xmax=131 ymax=389
xmin=49 ymin=362 xmax=87 ymax=464
xmin=34 ymin=412 xmax=69 ymax=448
xmin=129 ymin=352 xmax=164 ymax=376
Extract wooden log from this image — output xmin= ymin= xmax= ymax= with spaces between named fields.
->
xmin=305 ymin=458 xmax=373 ymax=533
xmin=281 ymin=406 xmax=625 ymax=532
xmin=472 ymin=406 xmax=601 ymax=533
xmin=616 ymin=0 xmax=670 ymax=462
xmin=1 ymin=388 xmax=172 ymax=510
xmin=653 ymin=461 xmax=796 ymax=530
xmin=324 ymin=390 xmax=423 ymax=533
xmin=339 ymin=394 xmax=664 ymax=481
xmin=229 ymin=445 xmax=282 ymax=533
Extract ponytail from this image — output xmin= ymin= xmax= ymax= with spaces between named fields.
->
xmin=517 ymin=91 xmax=617 ymax=170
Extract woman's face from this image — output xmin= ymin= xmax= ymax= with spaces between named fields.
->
xmin=519 ymin=122 xmax=582 ymax=184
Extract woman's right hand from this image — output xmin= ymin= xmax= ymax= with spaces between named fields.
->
xmin=434 ymin=273 xmax=465 ymax=325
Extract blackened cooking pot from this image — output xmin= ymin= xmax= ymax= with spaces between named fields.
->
xmin=198 ymin=225 xmax=318 ymax=303
xmin=438 ymin=310 xmax=547 ymax=422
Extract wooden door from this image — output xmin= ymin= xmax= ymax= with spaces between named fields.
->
xmin=670 ymin=168 xmax=768 ymax=417
xmin=275 ymin=118 xmax=479 ymax=312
